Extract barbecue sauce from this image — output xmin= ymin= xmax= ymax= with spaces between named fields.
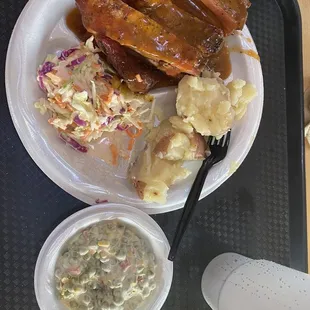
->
xmin=66 ymin=8 xmax=91 ymax=42
xmin=66 ymin=7 xmax=232 ymax=88
xmin=66 ymin=8 xmax=178 ymax=89
xmin=208 ymin=44 xmax=232 ymax=80
xmin=172 ymin=0 xmax=222 ymax=29
xmin=229 ymin=46 xmax=260 ymax=61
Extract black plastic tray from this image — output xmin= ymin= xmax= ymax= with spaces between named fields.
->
xmin=0 ymin=0 xmax=306 ymax=309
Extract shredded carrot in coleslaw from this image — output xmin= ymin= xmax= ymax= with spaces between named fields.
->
xmin=82 ymin=129 xmax=92 ymax=141
xmin=73 ymin=84 xmax=83 ymax=92
xmin=126 ymin=127 xmax=143 ymax=139
xmin=109 ymin=144 xmax=119 ymax=166
xmin=55 ymin=94 xmax=66 ymax=108
xmin=128 ymin=138 xmax=135 ymax=151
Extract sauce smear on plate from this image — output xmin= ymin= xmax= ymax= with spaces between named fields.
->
xmin=229 ymin=46 xmax=260 ymax=61
xmin=208 ymin=44 xmax=232 ymax=79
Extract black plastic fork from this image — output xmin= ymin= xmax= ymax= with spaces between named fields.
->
xmin=168 ymin=131 xmax=231 ymax=261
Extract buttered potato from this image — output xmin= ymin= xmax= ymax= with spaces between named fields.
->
xmin=129 ymin=74 xmax=257 ymax=204
xmin=130 ymin=117 xmax=208 ymax=203
xmin=227 ymin=79 xmax=258 ymax=120
xmin=129 ymin=146 xmax=191 ymax=203
xmin=147 ymin=117 xmax=209 ymax=161
xmin=176 ymin=75 xmax=257 ymax=137
xmin=169 ymin=116 xmax=194 ymax=134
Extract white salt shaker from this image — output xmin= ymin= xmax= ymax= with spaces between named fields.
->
xmin=201 ymin=253 xmax=310 ymax=310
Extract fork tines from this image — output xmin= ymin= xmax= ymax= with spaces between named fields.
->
xmin=210 ymin=130 xmax=231 ymax=147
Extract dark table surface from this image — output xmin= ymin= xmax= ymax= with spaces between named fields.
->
xmin=0 ymin=0 xmax=307 ymax=309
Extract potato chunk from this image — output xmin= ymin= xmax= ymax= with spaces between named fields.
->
xmin=176 ymin=75 xmax=257 ymax=138
xmin=129 ymin=146 xmax=191 ymax=203
xmin=147 ymin=118 xmax=209 ymax=161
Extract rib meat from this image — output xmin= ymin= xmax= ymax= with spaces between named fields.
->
xmin=97 ymin=36 xmax=165 ymax=93
xmin=76 ymin=0 xmax=205 ymax=76
xmin=200 ymin=0 xmax=251 ymax=34
xmin=124 ymin=0 xmax=223 ymax=55
xmin=171 ymin=0 xmax=222 ymax=28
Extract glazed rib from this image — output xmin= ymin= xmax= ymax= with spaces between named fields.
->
xmin=200 ymin=0 xmax=251 ymax=34
xmin=124 ymin=0 xmax=223 ymax=55
xmin=76 ymin=0 xmax=205 ymax=76
xmin=97 ymin=36 xmax=164 ymax=93
xmin=171 ymin=0 xmax=223 ymax=29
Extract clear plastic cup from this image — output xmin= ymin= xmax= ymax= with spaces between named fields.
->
xmin=202 ymin=253 xmax=310 ymax=310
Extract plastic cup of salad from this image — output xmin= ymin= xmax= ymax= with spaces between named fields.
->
xmin=34 ymin=203 xmax=173 ymax=310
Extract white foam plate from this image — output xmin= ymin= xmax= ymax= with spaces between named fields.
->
xmin=6 ymin=0 xmax=264 ymax=214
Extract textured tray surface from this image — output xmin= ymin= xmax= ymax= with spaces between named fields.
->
xmin=0 ymin=0 xmax=304 ymax=309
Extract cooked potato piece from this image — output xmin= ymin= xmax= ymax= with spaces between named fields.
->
xmin=147 ymin=118 xmax=209 ymax=161
xmin=176 ymin=75 xmax=257 ymax=138
xmin=169 ymin=116 xmax=193 ymax=134
xmin=153 ymin=132 xmax=191 ymax=161
xmin=133 ymin=179 xmax=169 ymax=204
xmin=147 ymin=120 xmax=190 ymax=161
xmin=227 ymin=79 xmax=258 ymax=120
xmin=188 ymin=132 xmax=210 ymax=159
xmin=130 ymin=116 xmax=209 ymax=203
xmin=176 ymin=75 xmax=234 ymax=137
xmin=129 ymin=146 xmax=191 ymax=203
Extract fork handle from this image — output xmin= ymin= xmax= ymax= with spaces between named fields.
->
xmin=168 ymin=155 xmax=215 ymax=261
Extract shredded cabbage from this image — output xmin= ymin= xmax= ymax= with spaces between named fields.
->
xmin=34 ymin=36 xmax=153 ymax=149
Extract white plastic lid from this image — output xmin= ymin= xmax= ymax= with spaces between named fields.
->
xmin=34 ymin=203 xmax=173 ymax=310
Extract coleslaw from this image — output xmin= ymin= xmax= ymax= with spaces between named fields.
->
xmin=34 ymin=37 xmax=153 ymax=153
